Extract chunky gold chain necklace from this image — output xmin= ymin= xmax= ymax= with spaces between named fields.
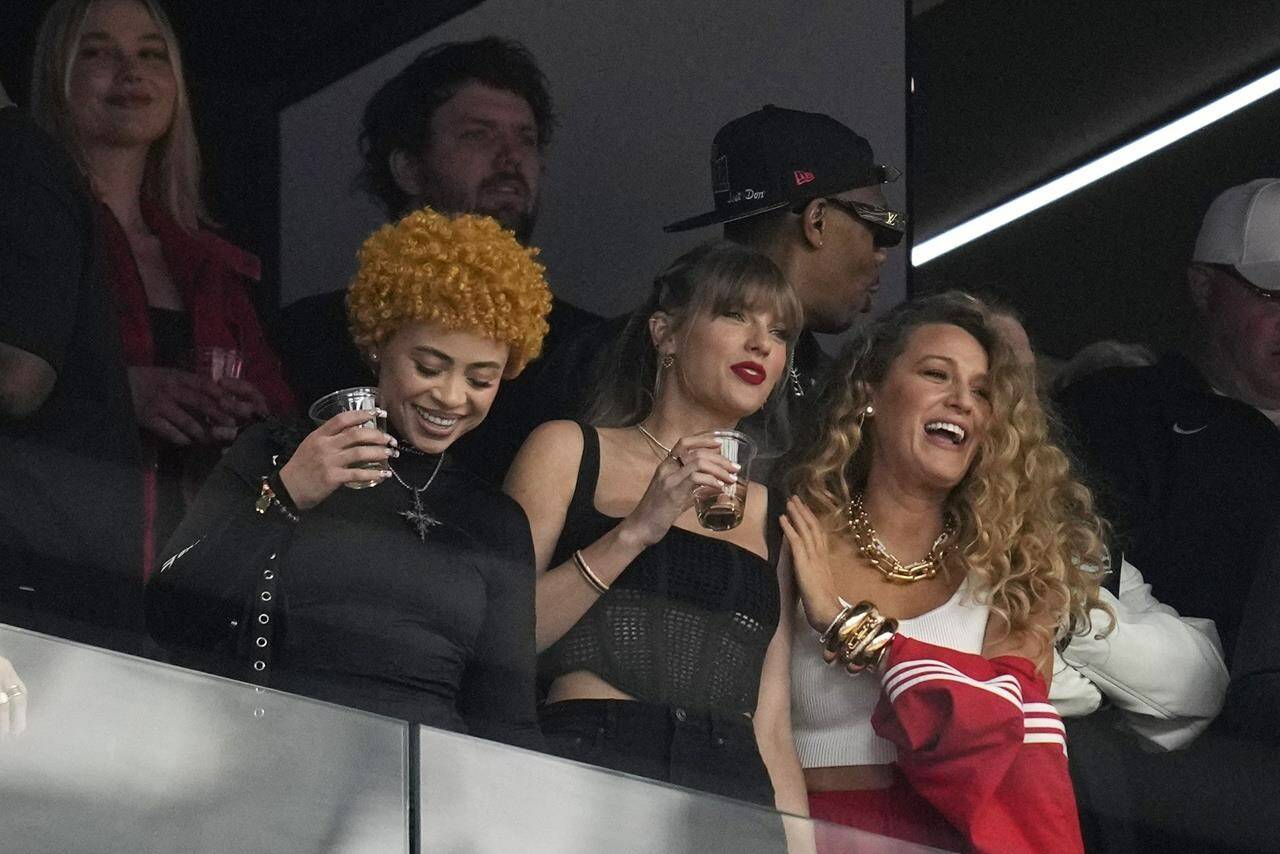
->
xmin=846 ymin=492 xmax=955 ymax=584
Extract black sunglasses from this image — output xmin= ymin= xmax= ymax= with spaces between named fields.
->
xmin=799 ymin=197 xmax=907 ymax=248
xmin=1208 ymin=264 xmax=1278 ymax=302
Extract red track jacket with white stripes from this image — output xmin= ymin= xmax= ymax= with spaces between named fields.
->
xmin=872 ymin=635 xmax=1084 ymax=854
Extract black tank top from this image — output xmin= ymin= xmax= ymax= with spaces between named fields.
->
xmin=539 ymin=423 xmax=782 ymax=716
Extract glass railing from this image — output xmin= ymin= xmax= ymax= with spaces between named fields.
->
xmin=0 ymin=623 xmax=410 ymax=853
xmin=416 ymin=726 xmax=942 ymax=853
xmin=1 ymin=623 xmax=943 ymax=853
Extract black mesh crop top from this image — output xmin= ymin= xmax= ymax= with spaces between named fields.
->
xmin=539 ymin=423 xmax=782 ymax=716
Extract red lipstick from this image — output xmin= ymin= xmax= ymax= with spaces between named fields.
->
xmin=731 ymin=361 xmax=767 ymax=386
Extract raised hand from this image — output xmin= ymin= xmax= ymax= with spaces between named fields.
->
xmin=780 ymin=495 xmax=844 ymax=633
xmin=277 ymin=409 xmax=398 ymax=510
xmin=619 ymin=432 xmax=741 ymax=549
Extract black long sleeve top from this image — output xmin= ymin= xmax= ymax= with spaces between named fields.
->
xmin=146 ymin=421 xmax=542 ymax=750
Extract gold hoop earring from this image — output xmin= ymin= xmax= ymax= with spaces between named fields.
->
xmin=661 ymin=354 xmax=675 ymax=369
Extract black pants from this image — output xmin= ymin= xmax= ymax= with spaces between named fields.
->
xmin=540 ymin=698 xmax=776 ymax=808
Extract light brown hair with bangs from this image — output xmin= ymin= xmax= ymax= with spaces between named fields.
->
xmin=588 ymin=240 xmax=802 ymax=452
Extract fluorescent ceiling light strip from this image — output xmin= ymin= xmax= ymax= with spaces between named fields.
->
xmin=912 ymin=65 xmax=1280 ymax=266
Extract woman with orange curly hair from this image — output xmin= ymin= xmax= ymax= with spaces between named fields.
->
xmin=145 ymin=209 xmax=550 ymax=747
xmin=779 ymin=292 xmax=1109 ymax=852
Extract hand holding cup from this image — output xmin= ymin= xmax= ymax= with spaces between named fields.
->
xmin=128 ymin=365 xmax=236 ymax=446
xmin=619 ymin=431 xmax=742 ymax=549
xmin=278 ymin=408 xmax=398 ymax=510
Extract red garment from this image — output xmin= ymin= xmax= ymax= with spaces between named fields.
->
xmin=810 ymin=773 xmax=965 ymax=851
xmin=871 ymin=636 xmax=1084 ymax=854
xmin=101 ymin=199 xmax=295 ymax=575
xmin=101 ymin=200 xmax=293 ymax=411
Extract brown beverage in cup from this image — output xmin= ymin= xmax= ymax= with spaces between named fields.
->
xmin=694 ymin=430 xmax=756 ymax=531
xmin=308 ymin=387 xmax=388 ymax=489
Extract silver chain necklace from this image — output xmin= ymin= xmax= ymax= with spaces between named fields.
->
xmin=390 ymin=454 xmax=444 ymax=541
xmin=788 ymin=353 xmax=805 ymax=398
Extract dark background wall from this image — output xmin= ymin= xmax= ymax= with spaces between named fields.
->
xmin=910 ymin=0 xmax=1280 ymax=358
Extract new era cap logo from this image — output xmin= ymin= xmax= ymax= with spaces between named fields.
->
xmin=794 ymin=170 xmax=815 ymax=186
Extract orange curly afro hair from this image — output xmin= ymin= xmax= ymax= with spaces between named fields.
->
xmin=347 ymin=208 xmax=552 ymax=378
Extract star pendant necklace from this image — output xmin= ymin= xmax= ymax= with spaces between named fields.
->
xmin=390 ymin=452 xmax=445 ymax=541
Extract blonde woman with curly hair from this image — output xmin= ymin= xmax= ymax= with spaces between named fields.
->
xmin=778 ymin=292 xmax=1109 ymax=852
xmin=147 ymin=209 xmax=550 ymax=748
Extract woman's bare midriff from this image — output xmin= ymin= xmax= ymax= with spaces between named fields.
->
xmin=804 ymin=763 xmax=896 ymax=792
xmin=545 ymin=670 xmax=636 ymax=704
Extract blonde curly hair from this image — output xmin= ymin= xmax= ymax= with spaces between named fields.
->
xmin=782 ymin=292 xmax=1111 ymax=652
xmin=347 ymin=208 xmax=552 ymax=378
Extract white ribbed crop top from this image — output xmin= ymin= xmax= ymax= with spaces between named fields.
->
xmin=790 ymin=578 xmax=989 ymax=767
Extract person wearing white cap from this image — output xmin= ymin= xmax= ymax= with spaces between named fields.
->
xmin=1053 ymin=180 xmax=1280 ymax=850
xmin=1058 ymin=177 xmax=1280 ymax=667
xmin=1188 ymin=178 xmax=1280 ymax=413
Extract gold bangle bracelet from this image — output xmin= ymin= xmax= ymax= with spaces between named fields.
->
xmin=819 ymin=599 xmax=858 ymax=649
xmin=860 ymin=627 xmax=897 ymax=672
xmin=824 ymin=602 xmax=875 ymax=653
xmin=572 ymin=549 xmax=609 ymax=595
xmin=839 ymin=613 xmax=884 ymax=666
xmin=834 ymin=608 xmax=876 ymax=650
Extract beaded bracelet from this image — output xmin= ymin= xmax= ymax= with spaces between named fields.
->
xmin=255 ymin=476 xmax=300 ymax=523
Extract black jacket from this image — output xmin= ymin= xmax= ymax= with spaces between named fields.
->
xmin=1056 ymin=353 xmax=1280 ymax=659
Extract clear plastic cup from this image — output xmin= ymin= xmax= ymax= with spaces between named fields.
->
xmin=308 ymin=387 xmax=388 ymax=489
xmin=194 ymin=346 xmax=243 ymax=381
xmin=693 ymin=430 xmax=756 ymax=531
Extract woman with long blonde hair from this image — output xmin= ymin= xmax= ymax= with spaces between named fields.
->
xmin=779 ymin=292 xmax=1109 ymax=852
xmin=31 ymin=0 xmax=294 ymax=571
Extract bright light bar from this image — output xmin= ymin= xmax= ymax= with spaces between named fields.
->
xmin=912 ymin=65 xmax=1280 ymax=266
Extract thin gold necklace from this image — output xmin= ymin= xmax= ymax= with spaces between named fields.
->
xmin=846 ymin=492 xmax=955 ymax=584
xmin=635 ymin=422 xmax=672 ymax=458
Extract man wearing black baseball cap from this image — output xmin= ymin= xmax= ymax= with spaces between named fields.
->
xmin=666 ymin=105 xmax=905 ymax=398
xmin=524 ymin=105 xmax=904 ymax=451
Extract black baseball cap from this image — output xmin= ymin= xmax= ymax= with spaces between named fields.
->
xmin=664 ymin=105 xmax=901 ymax=233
